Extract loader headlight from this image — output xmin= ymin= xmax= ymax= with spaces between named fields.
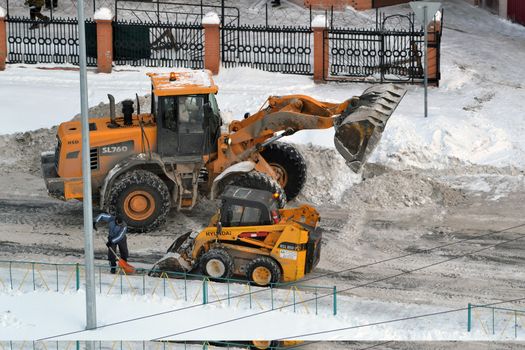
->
xmin=224 ymin=137 xmax=232 ymax=146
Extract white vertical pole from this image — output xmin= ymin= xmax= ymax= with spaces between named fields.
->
xmin=76 ymin=0 xmax=97 ymax=340
xmin=423 ymin=5 xmax=428 ymax=118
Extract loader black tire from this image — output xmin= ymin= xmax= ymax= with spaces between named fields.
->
xmin=246 ymin=256 xmax=282 ymax=287
xmin=227 ymin=172 xmax=287 ymax=208
xmin=261 ymin=142 xmax=306 ymax=201
xmin=199 ymin=248 xmax=235 ymax=280
xmin=107 ymin=170 xmax=170 ymax=233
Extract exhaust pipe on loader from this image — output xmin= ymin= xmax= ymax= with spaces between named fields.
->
xmin=333 ymin=84 xmax=407 ymax=172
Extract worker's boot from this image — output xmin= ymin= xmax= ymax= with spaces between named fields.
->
xmin=110 ymin=263 xmax=117 ymax=274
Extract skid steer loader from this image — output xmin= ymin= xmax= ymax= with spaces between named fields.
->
xmin=151 ymin=185 xmax=322 ymax=286
xmin=41 ymin=69 xmax=406 ymax=232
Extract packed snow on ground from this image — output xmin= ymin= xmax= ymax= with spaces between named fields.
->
xmin=2 ymin=0 xmax=525 ymax=171
xmin=0 ymin=286 xmax=518 ymax=341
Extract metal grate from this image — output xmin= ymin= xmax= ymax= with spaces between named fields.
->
xmin=90 ymin=148 xmax=99 ymax=170
xmin=113 ymin=20 xmax=204 ymax=68
xmin=221 ymin=24 xmax=313 ymax=75
xmin=54 ymin=137 xmax=61 ymax=171
xmin=5 ymin=17 xmax=97 ymax=66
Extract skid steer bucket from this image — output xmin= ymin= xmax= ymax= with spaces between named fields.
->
xmin=149 ymin=231 xmax=196 ymax=276
xmin=334 ymin=84 xmax=406 ymax=172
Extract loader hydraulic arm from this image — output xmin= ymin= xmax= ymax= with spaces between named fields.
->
xmin=224 ymin=84 xmax=406 ymax=172
xmin=227 ymin=95 xmax=354 ymax=144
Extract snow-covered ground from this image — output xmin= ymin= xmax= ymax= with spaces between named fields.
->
xmin=2 ymin=1 xmax=525 ymax=170
xmin=1 ymin=0 xmax=525 ymax=343
xmin=1 ymin=286 xmax=521 ymax=341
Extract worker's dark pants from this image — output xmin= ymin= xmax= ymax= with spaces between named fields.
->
xmin=108 ymin=236 xmax=129 ymax=269
xmin=45 ymin=0 xmax=58 ymax=8
xmin=29 ymin=6 xmax=46 ymax=20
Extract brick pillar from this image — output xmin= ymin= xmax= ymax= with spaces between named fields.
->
xmin=427 ymin=20 xmax=441 ymax=86
xmin=96 ymin=19 xmax=113 ymax=74
xmin=0 ymin=14 xmax=6 ymax=71
xmin=312 ymin=16 xmax=328 ymax=83
xmin=203 ymin=22 xmax=220 ymax=75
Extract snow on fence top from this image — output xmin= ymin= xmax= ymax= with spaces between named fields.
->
xmin=0 ymin=6 xmax=6 ymax=18
xmin=202 ymin=12 xmax=220 ymax=25
xmin=311 ymin=15 xmax=327 ymax=28
xmin=94 ymin=7 xmax=113 ymax=21
xmin=435 ymin=10 xmax=442 ymax=22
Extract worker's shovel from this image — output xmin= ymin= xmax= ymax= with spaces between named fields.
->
xmin=107 ymin=245 xmax=136 ymax=275
xmin=98 ymin=235 xmax=136 ymax=274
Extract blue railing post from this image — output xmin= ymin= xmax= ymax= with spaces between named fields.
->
xmin=75 ymin=263 xmax=80 ymax=291
xmin=333 ymin=286 xmax=337 ymax=316
xmin=55 ymin=265 xmax=59 ymax=292
xmin=492 ymin=307 xmax=495 ymax=335
xmin=467 ymin=303 xmax=472 ymax=332
xmin=271 ymin=285 xmax=274 ymax=310
xmin=184 ymin=273 xmax=188 ymax=301
xmin=9 ymin=262 xmax=13 ymax=289
xmin=515 ymin=311 xmax=518 ymax=338
xmin=203 ymin=278 xmax=208 ymax=305
xmin=227 ymin=281 xmax=230 ymax=306
xmin=293 ymin=287 xmax=296 ymax=313
xmin=142 ymin=274 xmax=146 ymax=295
xmin=249 ymin=283 xmax=252 ymax=309
xmin=315 ymin=288 xmax=318 ymax=315
xmin=32 ymin=262 xmax=35 ymax=291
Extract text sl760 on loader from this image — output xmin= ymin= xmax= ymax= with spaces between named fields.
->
xmin=41 ymin=69 xmax=406 ymax=232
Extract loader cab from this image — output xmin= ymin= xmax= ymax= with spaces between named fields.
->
xmin=219 ymin=186 xmax=281 ymax=227
xmin=148 ymin=71 xmax=221 ymax=158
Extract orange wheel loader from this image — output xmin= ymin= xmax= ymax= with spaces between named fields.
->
xmin=41 ymin=69 xmax=406 ymax=232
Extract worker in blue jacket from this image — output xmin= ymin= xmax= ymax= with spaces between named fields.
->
xmin=93 ymin=213 xmax=129 ymax=274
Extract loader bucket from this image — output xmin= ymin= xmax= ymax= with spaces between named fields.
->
xmin=149 ymin=231 xmax=195 ymax=276
xmin=334 ymin=84 xmax=406 ymax=172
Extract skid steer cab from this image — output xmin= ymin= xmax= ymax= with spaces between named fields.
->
xmin=151 ymin=186 xmax=322 ymax=286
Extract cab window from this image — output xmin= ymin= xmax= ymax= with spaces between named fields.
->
xmin=222 ymin=204 xmax=261 ymax=227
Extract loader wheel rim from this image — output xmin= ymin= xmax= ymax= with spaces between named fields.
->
xmin=206 ymin=259 xmax=226 ymax=278
xmin=123 ymin=190 xmax=156 ymax=221
xmin=270 ymin=163 xmax=288 ymax=188
xmin=252 ymin=266 xmax=272 ymax=285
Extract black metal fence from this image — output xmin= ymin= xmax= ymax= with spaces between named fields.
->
xmin=113 ymin=20 xmax=204 ymax=68
xmin=326 ymin=27 xmax=424 ymax=83
xmin=2 ymin=3 xmax=442 ymax=85
xmin=221 ymin=24 xmax=312 ymax=75
xmin=6 ymin=16 xmax=97 ymax=66
xmin=325 ymin=12 xmax=441 ymax=83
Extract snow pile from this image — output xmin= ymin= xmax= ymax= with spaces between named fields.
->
xmin=0 ymin=6 xmax=6 ymax=18
xmin=93 ymin=7 xmax=113 ymax=21
xmin=295 ymin=144 xmax=361 ymax=205
xmin=0 ymin=310 xmax=24 ymax=328
xmin=202 ymin=12 xmax=220 ymax=25
xmin=341 ymin=170 xmax=465 ymax=209
xmin=0 ymin=128 xmax=56 ymax=175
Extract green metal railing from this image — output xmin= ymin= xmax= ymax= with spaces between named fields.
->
xmin=0 ymin=260 xmax=337 ymax=316
xmin=467 ymin=303 xmax=525 ymax=338
xmin=0 ymin=341 xmax=305 ymax=350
